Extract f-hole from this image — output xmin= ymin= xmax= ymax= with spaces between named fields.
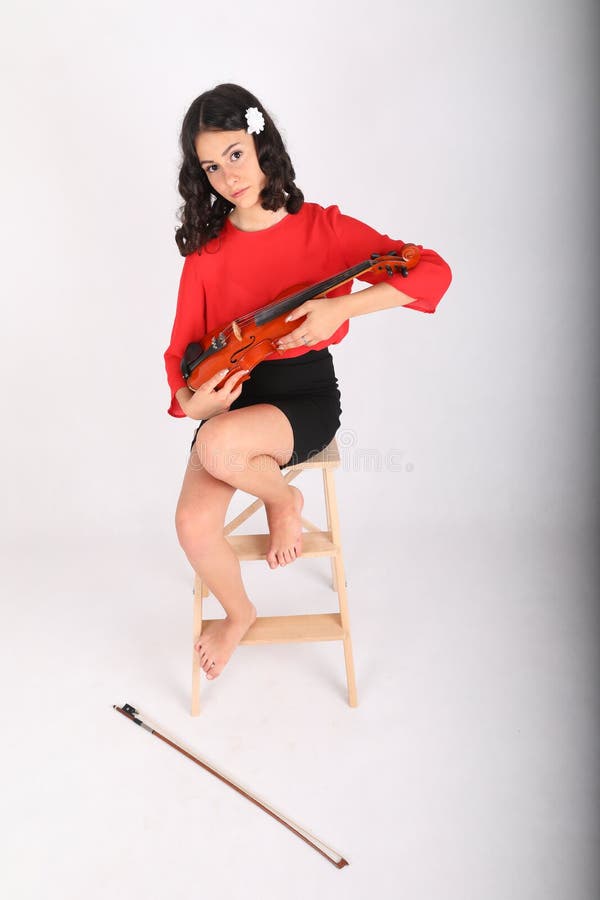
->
xmin=230 ymin=336 xmax=256 ymax=364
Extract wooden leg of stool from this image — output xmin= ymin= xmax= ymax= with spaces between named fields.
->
xmin=323 ymin=468 xmax=358 ymax=708
xmin=334 ymin=555 xmax=358 ymax=708
xmin=191 ymin=575 xmax=208 ymax=716
xmin=322 ymin=469 xmax=338 ymax=592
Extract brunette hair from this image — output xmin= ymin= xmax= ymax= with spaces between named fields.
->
xmin=175 ymin=83 xmax=304 ymax=256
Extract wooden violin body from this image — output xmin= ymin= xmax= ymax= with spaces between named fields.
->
xmin=181 ymin=246 xmax=421 ymax=392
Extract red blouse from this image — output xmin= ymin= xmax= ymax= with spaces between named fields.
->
xmin=164 ymin=202 xmax=452 ymax=417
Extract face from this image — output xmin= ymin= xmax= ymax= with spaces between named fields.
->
xmin=195 ymin=129 xmax=266 ymax=208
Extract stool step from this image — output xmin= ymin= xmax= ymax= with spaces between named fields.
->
xmin=201 ymin=613 xmax=345 ymax=644
xmin=284 ymin=442 xmax=340 ymax=470
xmin=226 ymin=531 xmax=336 ymax=560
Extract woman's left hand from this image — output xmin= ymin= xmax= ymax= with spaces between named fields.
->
xmin=275 ymin=297 xmax=344 ymax=351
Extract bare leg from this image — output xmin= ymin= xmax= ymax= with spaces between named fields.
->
xmin=177 ymin=403 xmax=304 ymax=680
xmin=196 ymin=404 xmax=304 ymax=569
xmin=176 ymin=457 xmax=256 ymax=680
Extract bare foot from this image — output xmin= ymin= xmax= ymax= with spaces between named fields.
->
xmin=195 ymin=602 xmax=257 ymax=680
xmin=265 ymin=485 xmax=304 ymax=569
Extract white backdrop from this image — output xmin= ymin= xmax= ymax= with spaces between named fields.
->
xmin=1 ymin=0 xmax=597 ymax=545
xmin=1 ymin=2 xmax=598 ymax=899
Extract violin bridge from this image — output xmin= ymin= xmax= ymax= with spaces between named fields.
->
xmin=232 ymin=321 xmax=242 ymax=341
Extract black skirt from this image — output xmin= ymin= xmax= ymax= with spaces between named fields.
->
xmin=189 ymin=347 xmax=342 ymax=469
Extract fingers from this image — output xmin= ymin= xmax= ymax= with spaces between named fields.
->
xmin=276 ymin=334 xmax=313 ymax=350
xmin=189 ymin=367 xmax=248 ymax=421
xmin=278 ymin=309 xmax=311 ymax=350
xmin=200 ymin=368 xmax=249 ymax=393
xmin=214 ymin=369 xmax=248 ymax=413
xmin=227 ymin=383 xmax=244 ymax=405
xmin=285 ymin=301 xmax=312 ymax=323
xmin=221 ymin=369 xmax=249 ymax=392
xmin=200 ymin=368 xmax=231 ymax=392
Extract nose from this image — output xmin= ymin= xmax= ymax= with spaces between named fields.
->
xmin=224 ymin=165 xmax=239 ymax=187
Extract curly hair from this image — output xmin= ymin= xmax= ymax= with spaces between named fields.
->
xmin=175 ymin=84 xmax=304 ymax=256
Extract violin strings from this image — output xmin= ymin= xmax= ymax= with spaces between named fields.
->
xmin=231 ymin=258 xmax=374 ymax=330
xmin=206 ymin=255 xmax=397 ymax=349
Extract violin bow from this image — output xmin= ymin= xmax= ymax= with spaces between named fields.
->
xmin=113 ymin=703 xmax=349 ymax=869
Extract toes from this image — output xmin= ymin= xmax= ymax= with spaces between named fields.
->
xmin=283 ymin=547 xmax=297 ymax=564
xmin=265 ymin=543 xmax=302 ymax=567
xmin=197 ymin=643 xmax=213 ymax=669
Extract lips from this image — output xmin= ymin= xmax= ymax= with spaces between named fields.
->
xmin=232 ymin=187 xmax=248 ymax=199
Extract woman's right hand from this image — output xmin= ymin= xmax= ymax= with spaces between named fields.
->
xmin=177 ymin=368 xmax=248 ymax=420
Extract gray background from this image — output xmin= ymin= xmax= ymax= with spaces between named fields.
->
xmin=1 ymin=1 xmax=598 ymax=898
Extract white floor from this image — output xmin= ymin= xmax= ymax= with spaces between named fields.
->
xmin=2 ymin=517 xmax=598 ymax=900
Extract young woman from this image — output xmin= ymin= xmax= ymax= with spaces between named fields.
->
xmin=164 ymin=83 xmax=452 ymax=681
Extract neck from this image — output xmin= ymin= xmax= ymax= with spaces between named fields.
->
xmin=229 ymin=203 xmax=288 ymax=232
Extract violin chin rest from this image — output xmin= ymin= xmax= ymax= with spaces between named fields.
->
xmin=181 ymin=341 xmax=204 ymax=378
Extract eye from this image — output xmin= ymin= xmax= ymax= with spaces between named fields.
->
xmin=204 ymin=150 xmax=242 ymax=175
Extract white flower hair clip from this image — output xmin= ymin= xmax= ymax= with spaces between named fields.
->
xmin=245 ymin=106 xmax=265 ymax=135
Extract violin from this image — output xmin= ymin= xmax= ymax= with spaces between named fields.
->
xmin=180 ymin=245 xmax=421 ymax=391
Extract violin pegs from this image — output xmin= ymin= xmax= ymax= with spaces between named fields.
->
xmin=385 ymin=265 xmax=393 ymax=276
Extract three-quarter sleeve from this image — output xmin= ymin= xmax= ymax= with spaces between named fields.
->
xmin=325 ymin=205 xmax=452 ymax=313
xmin=163 ymin=252 xmax=207 ymax=417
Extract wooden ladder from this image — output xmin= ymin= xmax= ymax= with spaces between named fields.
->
xmin=191 ymin=437 xmax=358 ymax=714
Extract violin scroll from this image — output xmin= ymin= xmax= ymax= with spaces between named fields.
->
xmin=370 ymin=244 xmax=420 ymax=277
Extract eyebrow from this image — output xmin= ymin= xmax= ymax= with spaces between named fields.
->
xmin=198 ymin=142 xmax=242 ymax=165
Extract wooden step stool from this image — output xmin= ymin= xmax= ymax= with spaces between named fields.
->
xmin=191 ymin=437 xmax=358 ymax=715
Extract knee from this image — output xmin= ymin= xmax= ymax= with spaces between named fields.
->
xmin=195 ymin=416 xmax=247 ymax=479
xmin=175 ymin=502 xmax=223 ymax=556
